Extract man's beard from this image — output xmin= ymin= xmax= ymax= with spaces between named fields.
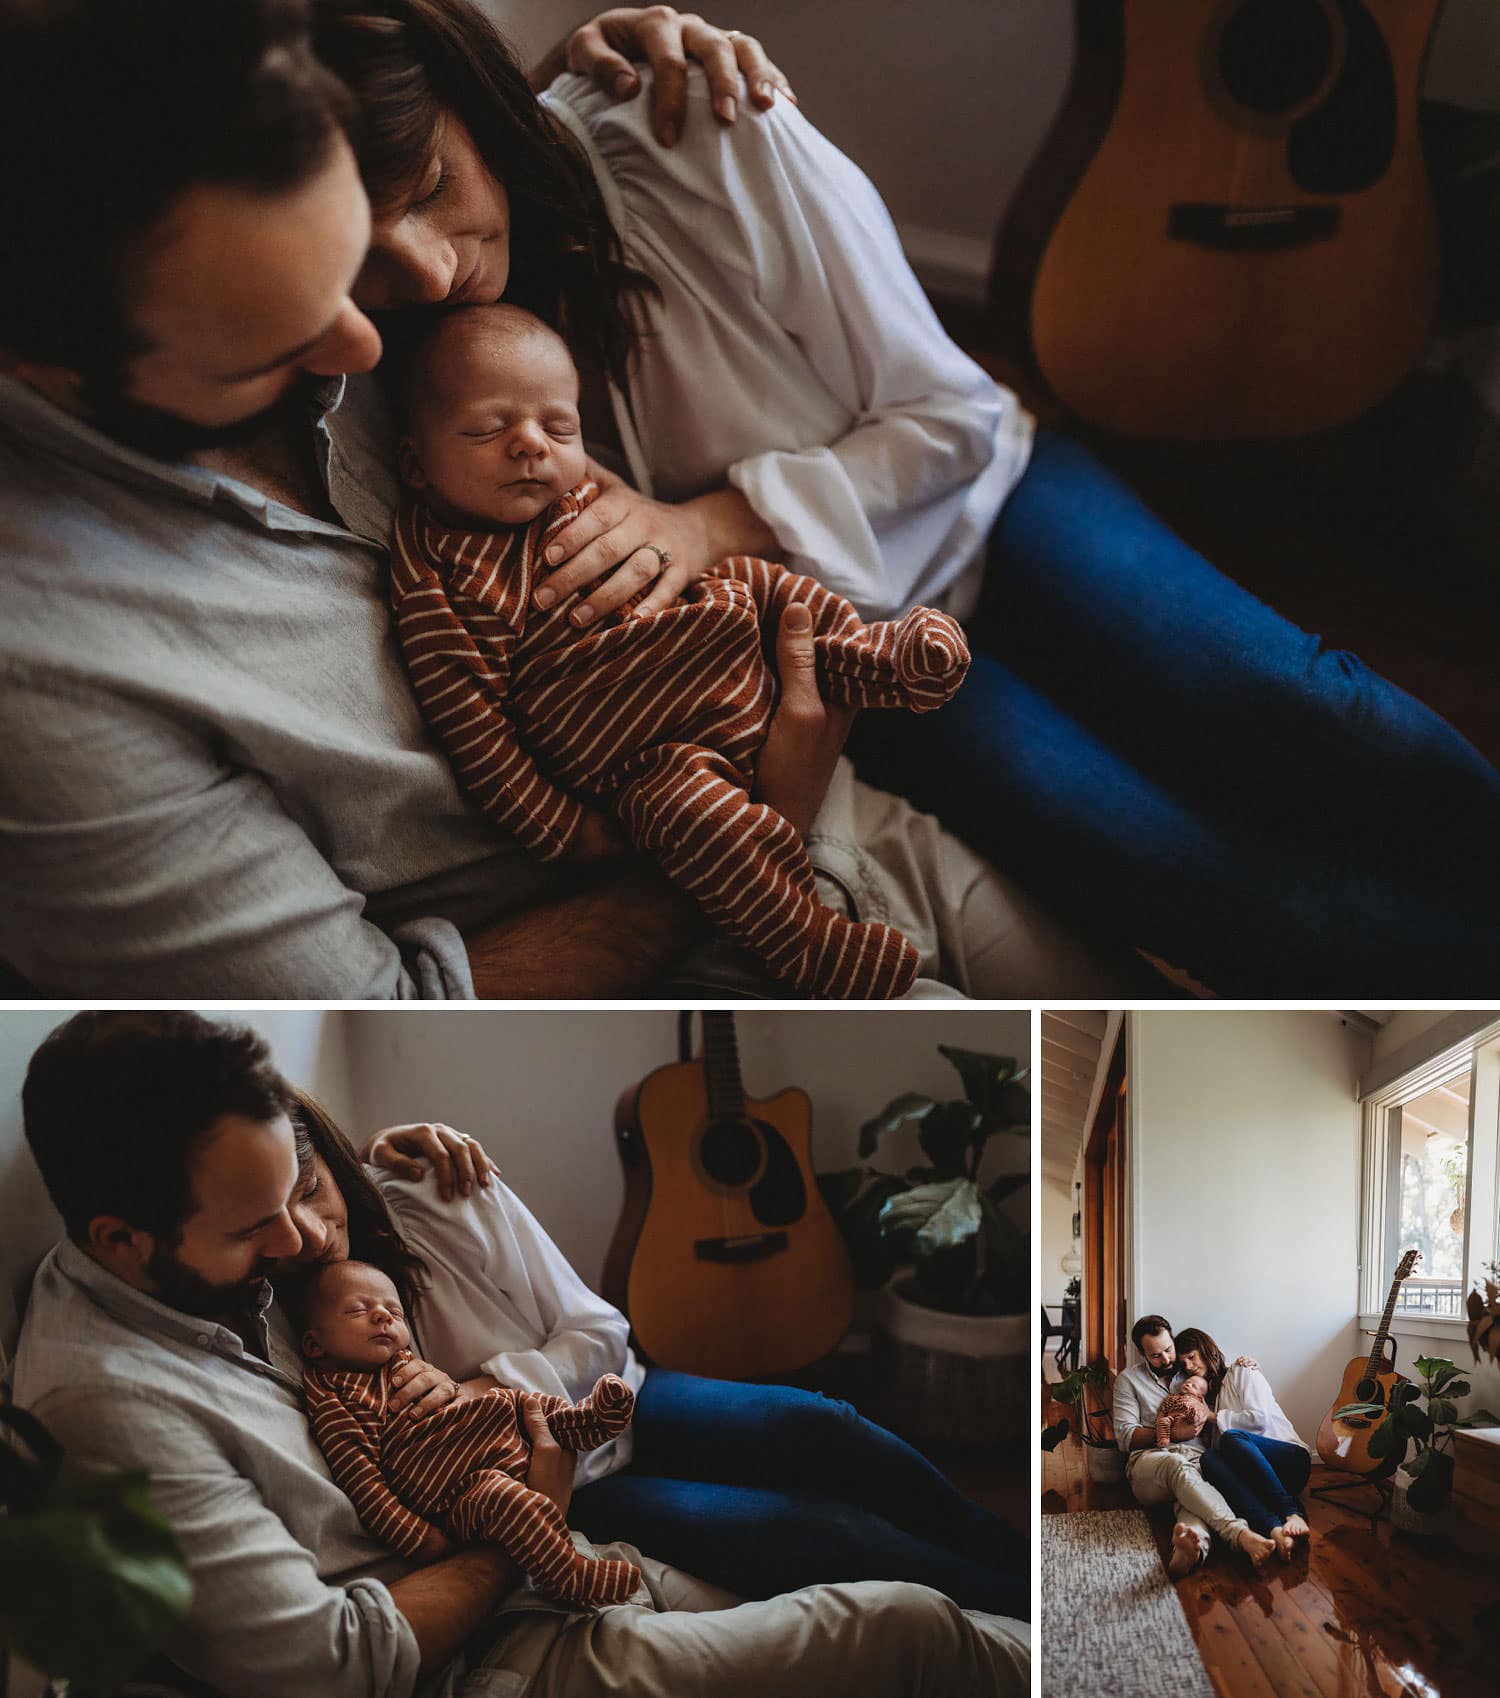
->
xmin=145 ymin=1238 xmax=268 ymax=1321
xmin=77 ymin=364 xmax=324 ymax=461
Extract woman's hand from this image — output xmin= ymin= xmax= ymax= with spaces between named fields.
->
xmin=389 ymin=1354 xmax=464 ymax=1418
xmin=1232 ymin=1355 xmax=1259 ymax=1370
xmin=520 ymin=1395 xmax=577 ymax=1519
xmin=361 ymin=1123 xmax=498 ymax=1201
xmin=537 ymin=465 xmax=774 ymax=628
xmin=754 ymin=604 xmax=857 ymax=837
xmin=567 ymin=9 xmax=798 ymax=147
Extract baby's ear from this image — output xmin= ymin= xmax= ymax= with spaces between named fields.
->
xmin=303 ymin=1330 xmax=325 ymax=1359
xmin=398 ymin=436 xmax=428 ymax=491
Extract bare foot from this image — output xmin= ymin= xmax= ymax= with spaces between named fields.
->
xmin=1168 ymin=1523 xmax=1203 ymax=1577
xmin=1271 ymin=1525 xmax=1295 ymax=1563
xmin=1281 ymin=1512 xmax=1310 ymax=1540
xmin=1237 ymin=1527 xmax=1277 ymax=1567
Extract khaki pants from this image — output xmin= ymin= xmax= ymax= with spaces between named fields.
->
xmin=455 ymin=1541 xmax=1030 ymax=1698
xmin=1128 ymin=1445 xmax=1247 ymax=1557
xmin=672 ymin=758 xmax=1142 ymax=998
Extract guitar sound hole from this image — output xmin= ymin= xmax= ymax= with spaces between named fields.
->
xmin=699 ymin=1118 xmax=761 ymax=1186
xmin=1354 ymin=1378 xmax=1381 ymax=1404
xmin=1219 ymin=0 xmax=1335 ymax=114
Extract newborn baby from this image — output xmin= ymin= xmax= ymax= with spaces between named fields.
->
xmin=388 ymin=303 xmax=970 ymax=999
xmin=300 ymin=1260 xmax=640 ymax=1605
xmin=1155 ymin=1374 xmax=1212 ymax=1448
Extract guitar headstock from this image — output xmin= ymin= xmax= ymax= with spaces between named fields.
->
xmin=1396 ymin=1248 xmax=1421 ymax=1281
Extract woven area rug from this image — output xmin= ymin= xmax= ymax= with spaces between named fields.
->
xmin=1040 ymin=1510 xmax=1217 ymax=1698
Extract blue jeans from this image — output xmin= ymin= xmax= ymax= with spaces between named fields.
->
xmin=849 ymin=432 xmax=1500 ymax=992
xmin=1200 ymin=1431 xmax=1313 ymax=1537
xmin=569 ymin=1368 xmax=1027 ymax=1616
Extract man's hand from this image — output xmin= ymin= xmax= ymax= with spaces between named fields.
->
xmin=521 ymin=1395 xmax=576 ymax=1520
xmin=1169 ymin=1412 xmax=1204 ymax=1443
xmin=755 ymin=603 xmax=856 ymax=837
xmin=361 ymin=1123 xmax=499 ymax=1199
xmin=563 ymin=8 xmax=798 ymax=147
xmin=414 ymin=1526 xmax=456 ymax=1564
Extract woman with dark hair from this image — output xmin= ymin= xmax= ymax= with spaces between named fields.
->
xmin=310 ymin=0 xmax=1500 ymax=993
xmin=1175 ymin=1327 xmax=1313 ymax=1563
xmin=270 ymin=1096 xmax=1028 ymax=1614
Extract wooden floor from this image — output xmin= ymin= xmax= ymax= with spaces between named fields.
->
xmin=940 ymin=300 xmax=1500 ymax=773
xmin=1040 ymin=1380 xmax=1499 ymax=1698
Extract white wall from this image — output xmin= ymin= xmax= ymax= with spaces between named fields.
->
xmin=1130 ymin=1010 xmax=1370 ymax=1449
xmin=338 ymin=1007 xmax=1031 ymax=1287
xmin=1040 ymin=1173 xmax=1074 ymax=1308
xmin=487 ymin=1 xmax=1500 ymax=302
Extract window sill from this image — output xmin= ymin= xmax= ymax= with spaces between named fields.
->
xmin=1358 ymin=1313 xmax=1468 ymax=1344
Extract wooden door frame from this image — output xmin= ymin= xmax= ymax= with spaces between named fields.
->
xmin=1082 ymin=1029 xmax=1128 ymax=1370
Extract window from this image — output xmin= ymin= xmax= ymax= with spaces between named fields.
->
xmin=1360 ymin=1019 xmax=1500 ymax=1335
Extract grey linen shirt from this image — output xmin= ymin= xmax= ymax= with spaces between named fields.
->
xmin=0 ymin=372 xmax=571 ymax=997
xmin=10 ymin=1239 xmax=578 ymax=1698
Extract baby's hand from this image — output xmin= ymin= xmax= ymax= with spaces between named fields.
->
xmin=565 ymin=808 xmax=628 ymax=864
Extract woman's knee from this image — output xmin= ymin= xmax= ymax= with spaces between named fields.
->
xmin=761 ymin=1386 xmax=862 ymax=1449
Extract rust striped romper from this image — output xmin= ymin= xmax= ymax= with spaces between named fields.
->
xmin=390 ymin=484 xmax=970 ymax=999
xmin=304 ymin=1357 xmax=640 ymax=1606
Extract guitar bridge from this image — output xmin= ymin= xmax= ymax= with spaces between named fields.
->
xmin=1169 ymin=202 xmax=1340 ymax=251
xmin=693 ymin=1231 xmax=789 ymax=1265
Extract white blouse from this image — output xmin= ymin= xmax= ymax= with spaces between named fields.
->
xmin=1215 ymin=1364 xmax=1311 ymax=1454
xmin=372 ymin=1171 xmax=644 ymax=1486
xmin=542 ymin=69 xmax=1033 ymax=624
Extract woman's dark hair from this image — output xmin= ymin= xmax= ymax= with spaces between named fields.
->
xmin=310 ymin=0 xmax=657 ymax=388
xmin=1 ymin=0 xmax=352 ymax=375
xmin=284 ymin=1086 xmax=429 ymax=1317
xmin=1172 ymin=1327 xmax=1228 ymax=1409
xmin=22 ymin=1011 xmax=290 ymax=1244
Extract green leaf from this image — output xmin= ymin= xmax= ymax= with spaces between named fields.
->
xmin=909 ymin=1179 xmax=983 ymax=1259
xmin=1040 ymin=1419 xmax=1071 ymax=1452
xmin=1391 ymin=1382 xmax=1423 ymax=1408
xmin=918 ymin=1100 xmax=980 ymax=1180
xmin=1396 ymin=1404 xmax=1434 ymax=1441
xmin=1430 ymin=1365 xmax=1462 ymax=1392
xmin=878 ymin=1178 xmax=966 ymax=1239
xmin=1458 ymin=1408 xmax=1500 ymax=1428
xmin=0 ymin=1470 xmax=193 ymax=1688
xmin=1427 ymin=1399 xmax=1457 ymax=1429
xmin=1368 ymin=1415 xmax=1401 ymax=1461
xmin=1334 ymin=1403 xmax=1386 ymax=1419
xmin=815 ymin=1167 xmax=864 ymax=1217
xmin=1406 ymin=1450 xmax=1453 ymax=1513
xmin=1405 ymin=1447 xmax=1434 ymax=1479
xmin=832 ymin=1171 xmax=907 ymax=1288
xmin=937 ymin=1045 xmax=1020 ymax=1116
xmin=1444 ymin=1380 xmax=1472 ymax=1399
xmin=858 ymin=1093 xmax=935 ymax=1158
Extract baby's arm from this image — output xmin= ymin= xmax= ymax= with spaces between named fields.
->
xmin=304 ymin=1375 xmax=446 ymax=1560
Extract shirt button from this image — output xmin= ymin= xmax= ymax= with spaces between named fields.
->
xmin=196 ymin=1334 xmax=210 ymax=1346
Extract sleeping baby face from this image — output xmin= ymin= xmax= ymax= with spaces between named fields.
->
xmin=399 ymin=303 xmax=588 ymax=528
xmin=1178 ymin=1374 xmax=1208 ymax=1401
xmin=301 ymin=1260 xmax=411 ymax=1371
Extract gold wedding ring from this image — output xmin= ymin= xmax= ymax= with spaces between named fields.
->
xmin=642 ymin=544 xmax=672 ymax=570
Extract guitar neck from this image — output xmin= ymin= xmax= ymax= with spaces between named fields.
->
xmin=702 ymin=1013 xmax=746 ymax=1119
xmin=1367 ymin=1257 xmax=1414 ymax=1375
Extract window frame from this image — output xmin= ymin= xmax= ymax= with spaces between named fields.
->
xmin=1359 ymin=1018 xmax=1500 ymax=1343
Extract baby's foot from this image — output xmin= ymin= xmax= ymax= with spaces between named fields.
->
xmin=1237 ymin=1527 xmax=1278 ymax=1568
xmin=892 ymin=607 xmax=970 ymax=707
xmin=1167 ymin=1523 xmax=1203 ymax=1577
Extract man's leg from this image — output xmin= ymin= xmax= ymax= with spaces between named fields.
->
xmin=808 ymin=760 xmax=1158 ymax=998
xmin=474 ymin=1542 xmax=1029 ymax=1698
xmin=1126 ymin=1450 xmax=1213 ymax=1574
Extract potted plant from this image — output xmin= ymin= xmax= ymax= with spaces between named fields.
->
xmin=1336 ymin=1354 xmax=1500 ymax=1537
xmin=0 ymin=1389 xmax=193 ymax=1698
xmin=1466 ymin=1262 xmax=1500 ymax=1364
xmin=1042 ymin=1359 xmax=1125 ymax=1482
xmin=819 ymin=1045 xmax=1029 ymax=1445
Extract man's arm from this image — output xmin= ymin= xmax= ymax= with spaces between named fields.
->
xmin=387 ymin=1548 xmax=519 ymax=1686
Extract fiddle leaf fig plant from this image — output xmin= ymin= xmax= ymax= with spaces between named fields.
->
xmin=1041 ymin=1359 xmax=1114 ymax=1452
xmin=818 ymin=1046 xmax=1029 ymax=1316
xmin=1336 ymin=1354 xmax=1500 ymax=1513
xmin=0 ymin=1388 xmax=193 ymax=1695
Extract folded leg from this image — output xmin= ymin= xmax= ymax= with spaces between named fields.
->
xmin=615 ymin=742 xmax=918 ymax=998
xmin=449 ymin=1469 xmax=641 ymax=1606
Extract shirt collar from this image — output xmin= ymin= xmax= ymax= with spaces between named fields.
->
xmin=53 ymin=1236 xmax=282 ymax=1370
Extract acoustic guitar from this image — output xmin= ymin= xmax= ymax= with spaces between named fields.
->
xmin=1316 ymin=1248 xmax=1420 ymax=1474
xmin=603 ymin=1013 xmax=856 ymax=1380
xmin=1021 ymin=0 xmax=1445 ymax=438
